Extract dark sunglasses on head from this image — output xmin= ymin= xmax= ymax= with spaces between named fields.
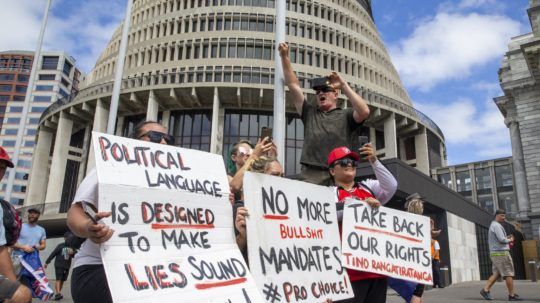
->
xmin=139 ymin=131 xmax=175 ymax=145
xmin=315 ymin=86 xmax=335 ymax=94
xmin=331 ymin=158 xmax=357 ymax=168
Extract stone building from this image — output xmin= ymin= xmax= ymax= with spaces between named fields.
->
xmin=494 ymin=0 xmax=540 ymax=240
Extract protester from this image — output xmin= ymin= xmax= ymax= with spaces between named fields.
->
xmin=0 ymin=146 xmax=32 ymax=303
xmin=278 ymin=42 xmax=370 ymax=185
xmin=226 ymin=140 xmax=254 ymax=181
xmin=480 ymin=209 xmax=522 ymax=301
xmin=404 ymin=194 xmax=427 ymax=303
xmin=67 ymin=121 xmax=173 ymax=303
xmin=430 ymin=219 xmax=443 ymax=289
xmin=44 ymin=231 xmax=76 ymax=301
xmin=330 ymin=144 xmax=397 ymax=303
xmin=11 ymin=207 xmax=46 ymax=280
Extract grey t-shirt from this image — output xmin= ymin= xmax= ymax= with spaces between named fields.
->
xmin=300 ymin=101 xmax=362 ymax=168
xmin=488 ymin=220 xmax=510 ymax=252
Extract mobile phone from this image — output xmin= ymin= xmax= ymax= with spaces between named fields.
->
xmin=358 ymin=135 xmax=369 ymax=147
xmin=260 ymin=127 xmax=273 ymax=141
xmin=82 ymin=202 xmax=99 ymax=224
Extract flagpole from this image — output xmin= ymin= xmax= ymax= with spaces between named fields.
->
xmin=273 ymin=0 xmax=286 ymax=165
xmin=4 ymin=0 xmax=53 ymax=203
xmin=106 ymin=0 xmax=133 ymax=134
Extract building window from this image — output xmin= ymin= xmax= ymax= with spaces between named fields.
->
xmin=5 ymin=129 xmax=18 ymax=135
xmin=456 ymin=170 xmax=472 ymax=201
xmin=17 ymin=74 xmax=29 ymax=82
xmin=495 ymin=165 xmax=517 ymax=215
xmin=8 ymin=106 xmax=22 ymax=113
xmin=2 ymin=140 xmax=15 ymax=146
xmin=0 ymin=95 xmax=9 ymax=101
xmin=169 ymin=110 xmax=212 ymax=151
xmin=6 ymin=118 xmax=20 ymax=124
xmin=34 ymin=95 xmax=52 ymax=102
xmin=12 ymin=95 xmax=25 ymax=101
xmin=36 ymin=85 xmax=54 ymax=91
xmin=475 ymin=167 xmax=494 ymax=213
xmin=0 ymin=84 xmax=12 ymax=91
xmin=63 ymin=60 xmax=73 ymax=76
xmin=15 ymin=85 xmax=26 ymax=93
xmin=0 ymin=74 xmax=15 ymax=81
xmin=31 ymin=106 xmax=48 ymax=113
xmin=39 ymin=74 xmax=56 ymax=81
xmin=437 ymin=173 xmax=452 ymax=189
xmin=42 ymin=56 xmax=59 ymax=70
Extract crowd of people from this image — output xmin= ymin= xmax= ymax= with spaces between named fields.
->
xmin=0 ymin=42 xmax=523 ymax=303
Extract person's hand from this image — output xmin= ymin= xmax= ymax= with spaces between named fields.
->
xmin=44 ymin=263 xmax=48 ymax=269
xmin=267 ymin=141 xmax=278 ymax=158
xmin=364 ymin=197 xmax=381 ymax=208
xmin=359 ymin=143 xmax=377 ymax=163
xmin=21 ymin=245 xmax=35 ymax=253
xmin=252 ymin=137 xmax=273 ymax=158
xmin=278 ymin=42 xmax=289 ymax=58
xmin=86 ymin=212 xmax=114 ymax=244
xmin=228 ymin=192 xmax=235 ymax=204
xmin=327 ymin=71 xmax=346 ymax=90
xmin=235 ymin=207 xmax=249 ymax=237
xmin=324 ymin=299 xmax=333 ymax=303
xmin=508 ymin=234 xmax=515 ymax=242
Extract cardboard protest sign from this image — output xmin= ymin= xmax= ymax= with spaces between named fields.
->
xmin=341 ymin=198 xmax=432 ymax=284
xmin=243 ymin=172 xmax=352 ymax=303
xmin=92 ymin=132 xmax=263 ymax=303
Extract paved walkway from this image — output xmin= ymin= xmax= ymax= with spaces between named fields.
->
xmin=37 ymin=280 xmax=539 ymax=302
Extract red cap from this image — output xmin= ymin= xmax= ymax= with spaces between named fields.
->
xmin=0 ymin=147 xmax=14 ymax=168
xmin=327 ymin=146 xmax=359 ymax=166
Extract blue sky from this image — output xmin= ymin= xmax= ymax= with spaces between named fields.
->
xmin=0 ymin=0 xmax=531 ymax=165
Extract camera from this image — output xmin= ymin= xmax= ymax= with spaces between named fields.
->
xmin=311 ymin=77 xmax=331 ymax=90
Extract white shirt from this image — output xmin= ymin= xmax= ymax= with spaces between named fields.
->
xmin=362 ymin=159 xmax=398 ymax=205
xmin=71 ymin=169 xmax=101 ymax=268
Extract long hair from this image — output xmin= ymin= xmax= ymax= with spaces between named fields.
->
xmin=405 ymin=195 xmax=424 ymax=215
xmin=226 ymin=140 xmax=253 ymax=175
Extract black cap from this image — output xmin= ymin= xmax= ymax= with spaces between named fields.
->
xmin=27 ymin=207 xmax=41 ymax=214
xmin=311 ymin=77 xmax=332 ymax=90
xmin=495 ymin=209 xmax=506 ymax=216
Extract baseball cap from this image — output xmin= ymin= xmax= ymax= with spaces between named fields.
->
xmin=27 ymin=207 xmax=41 ymax=214
xmin=311 ymin=77 xmax=333 ymax=91
xmin=327 ymin=146 xmax=359 ymax=167
xmin=0 ymin=147 xmax=14 ymax=168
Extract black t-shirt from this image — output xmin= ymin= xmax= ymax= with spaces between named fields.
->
xmin=300 ymin=101 xmax=362 ymax=169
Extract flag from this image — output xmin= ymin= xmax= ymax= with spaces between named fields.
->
xmin=19 ymin=251 xmax=54 ymax=301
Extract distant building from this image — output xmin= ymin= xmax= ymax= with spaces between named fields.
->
xmin=494 ymin=0 xmax=540 ymax=241
xmin=431 ymin=157 xmax=517 ymax=216
xmin=0 ymin=51 xmax=34 ymax=131
xmin=0 ymin=50 xmax=81 ymax=205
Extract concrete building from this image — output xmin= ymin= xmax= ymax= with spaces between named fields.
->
xmin=23 ymin=0 xmax=495 ymax=284
xmin=0 ymin=51 xmax=34 ymax=132
xmin=0 ymin=51 xmax=81 ymax=205
xmin=431 ymin=157 xmax=517 ymax=216
xmin=494 ymin=0 xmax=540 ymax=241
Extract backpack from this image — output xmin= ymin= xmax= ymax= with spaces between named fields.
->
xmin=0 ymin=199 xmax=22 ymax=246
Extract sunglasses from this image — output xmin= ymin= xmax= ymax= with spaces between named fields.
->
xmin=331 ymin=158 xmax=357 ymax=168
xmin=139 ymin=131 xmax=174 ymax=145
xmin=315 ymin=86 xmax=335 ymax=94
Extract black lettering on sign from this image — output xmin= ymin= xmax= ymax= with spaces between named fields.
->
xmin=393 ymin=216 xmax=424 ymax=237
xmin=188 ymin=256 xmax=247 ymax=281
xmin=118 ymin=232 xmax=150 ymax=253
xmin=111 ymin=202 xmax=130 ymax=225
xmin=258 ymin=245 xmax=335 ymax=274
xmin=346 ymin=231 xmax=380 ymax=256
xmin=297 ymin=197 xmax=332 ymax=224
xmin=161 ymin=230 xmax=210 ymax=250
xmin=261 ymin=186 xmax=289 ymax=215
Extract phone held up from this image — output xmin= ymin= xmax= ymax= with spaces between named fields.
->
xmin=82 ymin=202 xmax=99 ymax=224
xmin=358 ymin=135 xmax=369 ymax=147
xmin=260 ymin=127 xmax=273 ymax=142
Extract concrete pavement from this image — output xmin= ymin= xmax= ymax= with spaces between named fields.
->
xmin=37 ymin=280 xmax=539 ymax=302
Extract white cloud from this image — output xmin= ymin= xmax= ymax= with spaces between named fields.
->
xmin=389 ymin=12 xmax=522 ymax=91
xmin=416 ymin=95 xmax=511 ymax=163
xmin=0 ymin=0 xmax=125 ymax=73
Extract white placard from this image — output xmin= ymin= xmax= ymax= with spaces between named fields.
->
xmin=341 ymin=198 xmax=432 ymax=284
xmin=244 ymin=172 xmax=353 ymax=303
xmin=92 ymin=132 xmax=263 ymax=303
